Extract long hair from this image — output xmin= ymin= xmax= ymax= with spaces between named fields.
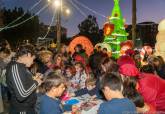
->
xmin=39 ymin=50 xmax=53 ymax=64
xmin=100 ymin=57 xmax=119 ymax=74
xmin=122 ymin=76 xmax=137 ymax=97
xmin=153 ymin=56 xmax=165 ymax=70
xmin=53 ymin=53 xmax=64 ymax=67
xmin=122 ymin=76 xmax=144 ymax=107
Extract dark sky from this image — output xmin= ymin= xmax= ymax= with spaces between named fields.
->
xmin=2 ymin=0 xmax=165 ymax=37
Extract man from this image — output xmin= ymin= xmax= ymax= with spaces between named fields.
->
xmin=6 ymin=45 xmax=42 ymax=114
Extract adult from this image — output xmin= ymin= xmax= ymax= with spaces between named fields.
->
xmin=36 ymin=50 xmax=53 ymax=74
xmin=119 ymin=63 xmax=165 ymax=111
xmin=72 ymin=44 xmax=88 ymax=65
xmin=0 ymin=48 xmax=10 ymax=113
xmin=6 ymin=45 xmax=42 ymax=114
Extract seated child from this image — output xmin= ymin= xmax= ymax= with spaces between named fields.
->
xmin=98 ymin=72 xmax=137 ymax=114
xmin=71 ymin=62 xmax=87 ymax=90
xmin=39 ymin=72 xmax=77 ymax=114
xmin=70 ymin=78 xmax=101 ymax=99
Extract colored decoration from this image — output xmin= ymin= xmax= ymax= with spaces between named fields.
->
xmin=95 ymin=43 xmax=112 ymax=57
xmin=50 ymin=42 xmax=56 ymax=48
xmin=103 ymin=22 xmax=114 ymax=36
xmin=68 ymin=36 xmax=94 ymax=56
xmin=120 ymin=40 xmax=133 ymax=56
xmin=103 ymin=0 xmax=128 ymax=58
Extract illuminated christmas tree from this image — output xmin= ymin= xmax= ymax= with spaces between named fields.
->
xmin=104 ymin=0 xmax=128 ymax=58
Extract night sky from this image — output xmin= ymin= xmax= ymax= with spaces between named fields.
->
xmin=2 ymin=0 xmax=165 ymax=37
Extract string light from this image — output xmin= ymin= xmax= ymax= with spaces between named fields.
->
xmin=0 ymin=3 xmax=49 ymax=31
xmin=69 ymin=0 xmax=87 ymax=17
xmin=43 ymin=11 xmax=56 ymax=39
xmin=73 ymin=0 xmax=106 ymax=18
xmin=0 ymin=0 xmax=43 ymax=31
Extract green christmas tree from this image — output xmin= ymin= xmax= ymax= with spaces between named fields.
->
xmin=104 ymin=0 xmax=128 ymax=58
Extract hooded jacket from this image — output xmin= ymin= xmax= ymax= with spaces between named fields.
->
xmin=138 ymin=73 xmax=165 ymax=111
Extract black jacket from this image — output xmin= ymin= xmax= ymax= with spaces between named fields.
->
xmin=6 ymin=61 xmax=38 ymax=111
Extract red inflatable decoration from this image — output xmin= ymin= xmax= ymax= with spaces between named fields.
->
xmin=68 ymin=36 xmax=94 ymax=56
xmin=120 ymin=40 xmax=133 ymax=56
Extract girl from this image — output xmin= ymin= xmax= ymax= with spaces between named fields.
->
xmin=37 ymin=50 xmax=53 ymax=74
xmin=39 ymin=72 xmax=66 ymax=114
xmin=64 ymin=65 xmax=76 ymax=80
xmin=53 ymin=53 xmax=64 ymax=69
xmin=72 ymin=62 xmax=87 ymax=90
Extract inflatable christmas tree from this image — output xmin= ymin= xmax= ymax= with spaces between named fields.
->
xmin=104 ymin=0 xmax=128 ymax=58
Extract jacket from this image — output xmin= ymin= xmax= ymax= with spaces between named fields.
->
xmin=6 ymin=61 xmax=38 ymax=111
xmin=138 ymin=73 xmax=165 ymax=111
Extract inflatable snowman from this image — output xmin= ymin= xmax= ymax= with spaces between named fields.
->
xmin=155 ymin=19 xmax=165 ymax=61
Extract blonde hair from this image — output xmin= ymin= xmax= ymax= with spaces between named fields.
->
xmin=39 ymin=50 xmax=53 ymax=63
xmin=86 ymin=78 xmax=96 ymax=86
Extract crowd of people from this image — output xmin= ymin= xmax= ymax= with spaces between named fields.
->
xmin=1 ymin=37 xmax=165 ymax=114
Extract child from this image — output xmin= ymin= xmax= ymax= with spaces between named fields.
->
xmin=98 ymin=72 xmax=137 ymax=114
xmin=39 ymin=72 xmax=66 ymax=114
xmin=70 ymin=78 xmax=98 ymax=98
xmin=71 ymin=62 xmax=87 ymax=90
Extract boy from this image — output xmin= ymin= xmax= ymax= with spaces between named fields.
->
xmin=69 ymin=78 xmax=101 ymax=98
xmin=98 ymin=73 xmax=137 ymax=114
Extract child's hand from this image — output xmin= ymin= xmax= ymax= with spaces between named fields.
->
xmin=69 ymin=93 xmax=75 ymax=97
xmin=33 ymin=73 xmax=43 ymax=80
xmin=33 ymin=73 xmax=43 ymax=86
xmin=72 ymin=105 xmax=81 ymax=114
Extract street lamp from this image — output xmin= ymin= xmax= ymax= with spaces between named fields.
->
xmin=65 ymin=8 xmax=71 ymax=15
xmin=48 ymin=0 xmax=70 ymax=52
xmin=55 ymin=0 xmax=62 ymax=52
xmin=53 ymin=0 xmax=61 ymax=8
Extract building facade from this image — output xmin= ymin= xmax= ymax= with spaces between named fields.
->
xmin=126 ymin=22 xmax=158 ymax=47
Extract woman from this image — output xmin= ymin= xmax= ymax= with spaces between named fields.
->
xmin=36 ymin=50 xmax=53 ymax=74
xmin=119 ymin=63 xmax=165 ymax=112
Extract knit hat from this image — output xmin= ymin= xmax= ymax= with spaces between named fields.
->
xmin=117 ymin=55 xmax=135 ymax=66
xmin=119 ymin=64 xmax=139 ymax=77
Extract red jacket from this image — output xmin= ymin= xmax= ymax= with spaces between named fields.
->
xmin=138 ymin=73 xmax=165 ymax=111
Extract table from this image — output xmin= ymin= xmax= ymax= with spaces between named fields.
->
xmin=64 ymin=94 xmax=103 ymax=114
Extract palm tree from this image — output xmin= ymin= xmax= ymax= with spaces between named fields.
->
xmin=132 ymin=0 xmax=136 ymax=47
